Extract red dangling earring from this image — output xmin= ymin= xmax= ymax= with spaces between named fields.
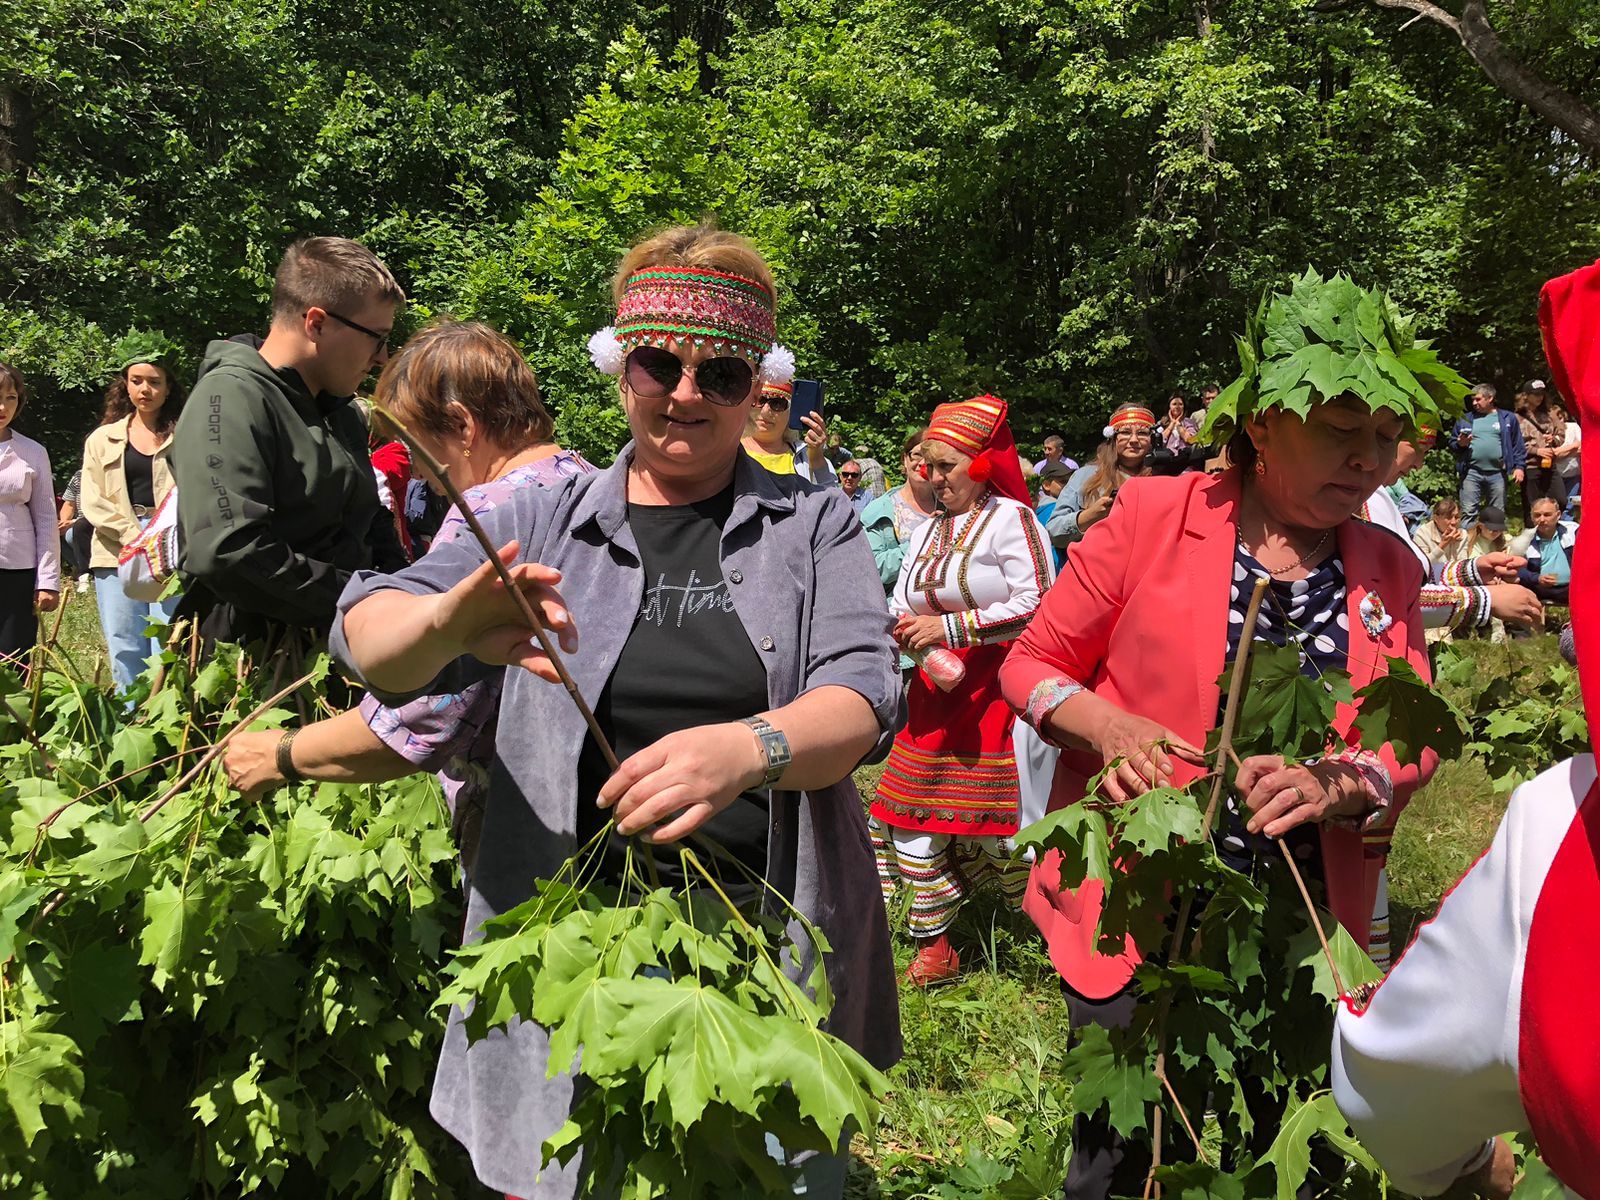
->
xmin=1254 ymin=450 xmax=1267 ymax=477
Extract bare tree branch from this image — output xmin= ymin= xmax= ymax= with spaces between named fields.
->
xmin=1373 ymin=0 xmax=1600 ymax=156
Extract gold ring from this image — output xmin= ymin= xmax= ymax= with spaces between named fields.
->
xmin=1293 ymin=785 xmax=1305 ymax=805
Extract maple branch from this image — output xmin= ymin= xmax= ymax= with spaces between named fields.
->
xmin=370 ymin=401 xmax=621 ymax=774
xmin=1278 ymin=838 xmax=1346 ymax=999
xmin=138 ymin=670 xmax=318 ymax=822
xmin=1144 ymin=574 xmax=1272 ymax=1197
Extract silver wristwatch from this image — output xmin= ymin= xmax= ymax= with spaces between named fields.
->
xmin=740 ymin=716 xmax=792 ymax=788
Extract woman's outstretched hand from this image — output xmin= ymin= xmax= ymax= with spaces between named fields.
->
xmin=1087 ymin=705 xmax=1205 ymax=804
xmin=432 ymin=541 xmax=578 ymax=682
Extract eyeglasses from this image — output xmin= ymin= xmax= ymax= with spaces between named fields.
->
xmin=624 ymin=345 xmax=754 ymax=407
xmin=756 ymin=394 xmax=790 ymax=413
xmin=839 ymin=471 xmax=862 ymax=479
xmin=324 ymin=310 xmax=393 ymax=353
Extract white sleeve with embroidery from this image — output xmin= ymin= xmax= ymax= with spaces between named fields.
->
xmin=942 ymin=505 xmax=1056 ymax=648
xmin=1331 ymin=758 xmax=1593 ymax=1193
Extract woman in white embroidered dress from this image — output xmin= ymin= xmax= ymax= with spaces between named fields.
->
xmin=868 ymin=394 xmax=1055 ymax=986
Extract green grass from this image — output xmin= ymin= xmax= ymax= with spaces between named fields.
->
xmin=39 ymin=583 xmax=108 ymax=683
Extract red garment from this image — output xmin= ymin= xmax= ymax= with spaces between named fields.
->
xmin=368 ymin=440 xmax=413 ymax=557
xmin=1525 ymin=256 xmax=1600 ymax=1190
xmin=871 ymin=643 xmax=1021 ymax=837
xmin=999 ymin=469 xmax=1437 ymax=999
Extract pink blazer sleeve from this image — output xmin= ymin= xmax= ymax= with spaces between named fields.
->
xmin=1000 ymin=483 xmax=1143 ymax=716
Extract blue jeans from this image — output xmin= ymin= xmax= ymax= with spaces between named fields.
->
xmin=1458 ymin=465 xmax=1506 ymax=525
xmin=92 ymin=568 xmax=179 ymax=691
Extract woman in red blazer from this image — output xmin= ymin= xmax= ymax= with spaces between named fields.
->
xmin=1001 ymin=396 xmax=1439 ymax=1195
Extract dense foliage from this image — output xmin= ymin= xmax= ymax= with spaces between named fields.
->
xmin=0 ymin=626 xmax=883 ymax=1199
xmin=1436 ymin=638 xmax=1589 ymax=792
xmin=0 ymin=643 xmax=481 ymax=1198
xmin=1016 ymin=637 xmax=1467 ymax=1193
xmin=4 ymin=0 xmax=1599 ymax=468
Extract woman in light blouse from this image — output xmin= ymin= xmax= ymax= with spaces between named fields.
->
xmin=79 ymin=339 xmax=184 ymax=690
xmin=0 ymin=362 xmax=60 ymax=663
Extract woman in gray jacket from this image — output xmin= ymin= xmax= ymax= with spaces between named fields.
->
xmin=331 ymin=225 xmax=902 ymax=1199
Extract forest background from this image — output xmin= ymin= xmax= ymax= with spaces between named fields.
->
xmin=2 ymin=0 xmax=1599 ymax=470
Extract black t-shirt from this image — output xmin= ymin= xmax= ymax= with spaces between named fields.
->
xmin=124 ymin=443 xmax=156 ymax=510
xmin=575 ymin=484 xmax=772 ymax=901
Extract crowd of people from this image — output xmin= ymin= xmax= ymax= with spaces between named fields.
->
xmin=0 ymin=225 xmax=1594 ymax=1200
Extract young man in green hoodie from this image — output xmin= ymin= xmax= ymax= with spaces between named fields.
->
xmin=172 ymin=236 xmax=409 ymax=645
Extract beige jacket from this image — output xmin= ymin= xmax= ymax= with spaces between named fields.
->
xmin=79 ymin=417 xmax=175 ymax=569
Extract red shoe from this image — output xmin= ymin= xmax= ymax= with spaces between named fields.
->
xmin=904 ymin=940 xmax=960 ymax=988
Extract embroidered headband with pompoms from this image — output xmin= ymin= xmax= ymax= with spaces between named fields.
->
xmin=1103 ymin=404 xmax=1156 ymax=439
xmin=587 ymin=265 xmax=795 ymax=385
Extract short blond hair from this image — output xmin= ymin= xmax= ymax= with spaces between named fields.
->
xmin=271 ymin=237 xmax=405 ymax=323
xmin=611 ymin=223 xmax=775 ymax=304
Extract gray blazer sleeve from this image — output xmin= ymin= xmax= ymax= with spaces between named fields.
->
xmin=801 ymin=490 xmax=902 ymax=763
xmin=330 ymin=491 xmax=545 ymax=706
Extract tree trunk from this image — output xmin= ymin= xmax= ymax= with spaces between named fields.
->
xmin=1376 ymin=0 xmax=1600 ymax=157
xmin=0 ymin=84 xmax=32 ymax=237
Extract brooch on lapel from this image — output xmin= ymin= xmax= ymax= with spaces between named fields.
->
xmin=1359 ymin=592 xmax=1393 ymax=639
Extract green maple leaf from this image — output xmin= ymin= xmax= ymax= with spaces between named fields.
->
xmin=1015 ymin=802 xmax=1112 ymax=887
xmin=1118 ymin=786 xmax=1205 ymax=856
xmin=0 ymin=874 xmax=45 ymax=960
xmin=763 ymin=1017 xmax=886 ymax=1145
xmin=1228 ymin=643 xmax=1353 ymax=760
xmin=1516 ymin=1149 xmax=1571 ymax=1200
xmin=1352 ymin=656 xmax=1467 ymax=764
xmin=139 ymin=877 xmax=209 ymax=975
xmin=1290 ymin=916 xmax=1382 ymax=1002
xmin=108 ymin=724 xmax=160 ymax=780
xmin=1255 ymin=1089 xmax=1325 ymax=1200
xmin=0 ymin=1026 xmax=84 ymax=1146
xmin=654 ymin=984 xmax=765 ymax=1129
xmin=1062 ymin=1024 xmax=1157 ymax=1138
xmin=1156 ymin=1163 xmax=1246 ymax=1200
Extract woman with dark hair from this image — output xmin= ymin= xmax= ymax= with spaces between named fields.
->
xmin=1045 ymin=403 xmax=1156 ymax=548
xmin=0 ymin=362 xmax=60 ymax=663
xmin=223 ymin=320 xmax=594 ymax=877
xmin=1003 ymin=272 xmax=1454 ymax=1196
xmin=79 ymin=334 xmax=184 ymax=690
xmin=1516 ymin=379 xmax=1567 ymax=519
xmin=860 ymin=427 xmax=936 ymax=595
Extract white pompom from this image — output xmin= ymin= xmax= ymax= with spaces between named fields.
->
xmin=588 ymin=327 xmax=625 ymax=375
xmin=1103 ymin=425 xmax=1115 ymax=439
xmin=761 ymin=343 xmax=796 ymax=385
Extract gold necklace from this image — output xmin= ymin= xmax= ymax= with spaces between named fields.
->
xmin=1239 ymin=525 xmax=1332 ymax=577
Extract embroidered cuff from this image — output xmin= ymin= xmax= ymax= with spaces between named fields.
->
xmin=1025 ymin=676 xmax=1085 ymax=744
xmin=1315 ymin=747 xmax=1393 ymax=832
xmin=942 ymin=611 xmax=969 ymax=649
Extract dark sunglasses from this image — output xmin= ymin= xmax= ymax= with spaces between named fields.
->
xmin=839 ymin=471 xmax=862 ymax=479
xmin=624 ymin=345 xmax=754 ymax=407
xmin=757 ymin=394 xmax=790 ymax=413
xmin=323 ymin=309 xmax=392 ymax=353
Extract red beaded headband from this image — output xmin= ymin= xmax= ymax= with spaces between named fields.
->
xmin=1103 ymin=405 xmax=1156 ymax=438
xmin=587 ymin=265 xmax=795 ymax=384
